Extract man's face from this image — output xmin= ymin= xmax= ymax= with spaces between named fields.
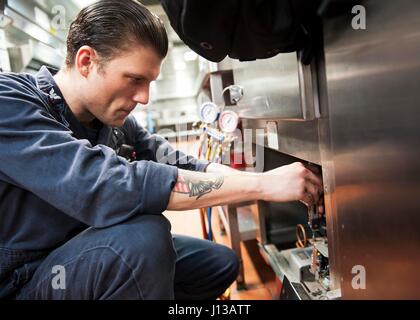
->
xmin=81 ymin=45 xmax=162 ymax=127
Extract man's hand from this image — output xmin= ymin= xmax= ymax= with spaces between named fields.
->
xmin=261 ymin=162 xmax=324 ymax=212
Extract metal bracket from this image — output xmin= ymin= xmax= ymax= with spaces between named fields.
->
xmin=222 ymin=85 xmax=244 ymax=104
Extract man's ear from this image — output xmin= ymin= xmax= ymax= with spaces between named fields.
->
xmin=75 ymin=46 xmax=98 ymax=78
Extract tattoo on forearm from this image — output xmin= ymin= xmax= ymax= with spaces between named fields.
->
xmin=173 ymin=175 xmax=224 ymax=200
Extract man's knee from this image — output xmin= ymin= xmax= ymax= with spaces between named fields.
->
xmin=95 ymin=214 xmax=176 ymax=265
xmin=75 ymin=215 xmax=177 ymax=286
xmin=18 ymin=215 xmax=178 ymax=299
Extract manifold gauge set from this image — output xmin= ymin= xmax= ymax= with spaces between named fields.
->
xmin=198 ymin=102 xmax=220 ymax=124
xmin=198 ymin=102 xmax=239 ymax=134
xmin=196 ymin=101 xmax=241 ymax=164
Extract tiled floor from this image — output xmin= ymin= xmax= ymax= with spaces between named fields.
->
xmin=164 ymin=208 xmax=273 ymax=300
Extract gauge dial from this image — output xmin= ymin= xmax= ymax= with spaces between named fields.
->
xmin=198 ymin=102 xmax=220 ymax=123
xmin=219 ymin=110 xmax=239 ymax=133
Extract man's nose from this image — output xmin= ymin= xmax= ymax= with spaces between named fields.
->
xmin=133 ymin=88 xmax=150 ymax=105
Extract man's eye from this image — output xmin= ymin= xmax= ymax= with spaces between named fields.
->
xmin=131 ymin=78 xmax=143 ymax=84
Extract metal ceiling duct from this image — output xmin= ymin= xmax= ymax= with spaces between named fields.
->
xmin=1 ymin=0 xmax=85 ymax=73
xmin=7 ymin=39 xmax=64 ymax=72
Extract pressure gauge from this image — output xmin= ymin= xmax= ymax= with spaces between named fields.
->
xmin=198 ymin=102 xmax=220 ymax=123
xmin=219 ymin=110 xmax=239 ymax=133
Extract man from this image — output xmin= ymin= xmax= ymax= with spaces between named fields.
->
xmin=0 ymin=0 xmax=323 ymax=299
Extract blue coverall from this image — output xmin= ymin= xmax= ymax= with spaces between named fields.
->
xmin=0 ymin=66 xmax=239 ymax=299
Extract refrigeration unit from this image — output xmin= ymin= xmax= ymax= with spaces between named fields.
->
xmin=211 ymin=0 xmax=420 ymax=299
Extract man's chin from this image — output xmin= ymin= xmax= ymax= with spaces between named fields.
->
xmin=100 ymin=118 xmax=125 ymax=128
xmin=112 ymin=116 xmax=128 ymax=127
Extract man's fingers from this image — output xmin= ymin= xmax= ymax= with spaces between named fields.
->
xmin=303 ymin=183 xmax=319 ymax=206
xmin=305 ymin=169 xmax=323 ymax=193
xmin=301 ymin=188 xmax=325 ymax=214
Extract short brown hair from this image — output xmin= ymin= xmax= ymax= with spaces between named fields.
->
xmin=65 ymin=0 xmax=168 ymax=67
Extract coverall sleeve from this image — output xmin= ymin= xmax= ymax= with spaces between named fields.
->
xmin=125 ymin=117 xmax=210 ymax=172
xmin=0 ymin=78 xmax=178 ymax=228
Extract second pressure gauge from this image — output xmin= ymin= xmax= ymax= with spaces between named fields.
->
xmin=219 ymin=110 xmax=239 ymax=133
xmin=199 ymin=102 xmax=220 ymax=124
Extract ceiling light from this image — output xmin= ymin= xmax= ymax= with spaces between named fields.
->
xmin=183 ymin=51 xmax=198 ymax=62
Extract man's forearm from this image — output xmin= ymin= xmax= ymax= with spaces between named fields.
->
xmin=167 ymin=169 xmax=260 ymax=211
xmin=205 ymin=162 xmax=239 ymax=175
xmin=167 ymin=162 xmax=324 ymax=212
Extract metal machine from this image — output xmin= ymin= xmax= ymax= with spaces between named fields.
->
xmin=209 ymin=0 xmax=420 ymax=299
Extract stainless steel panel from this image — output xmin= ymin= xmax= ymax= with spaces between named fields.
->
xmin=233 ymin=50 xmax=322 ymax=164
xmin=242 ymin=118 xmax=321 ymax=165
xmin=8 ymin=39 xmax=64 ymax=72
xmin=323 ymin=0 xmax=420 ymax=299
xmin=232 ymin=53 xmax=303 ymax=119
xmin=298 ymin=51 xmax=321 ymax=121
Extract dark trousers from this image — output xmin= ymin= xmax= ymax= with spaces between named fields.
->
xmin=14 ymin=215 xmax=239 ymax=300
